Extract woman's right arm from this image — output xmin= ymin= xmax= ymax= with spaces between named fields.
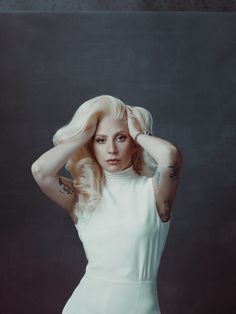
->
xmin=31 ymin=129 xmax=94 ymax=219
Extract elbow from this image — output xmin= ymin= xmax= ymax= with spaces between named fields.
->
xmin=31 ymin=162 xmax=38 ymax=176
xmin=31 ymin=162 xmax=56 ymax=189
xmin=31 ymin=162 xmax=47 ymax=182
xmin=31 ymin=162 xmax=40 ymax=176
xmin=169 ymin=147 xmax=183 ymax=166
xmin=170 ymin=145 xmax=183 ymax=159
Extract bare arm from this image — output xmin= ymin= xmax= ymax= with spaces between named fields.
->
xmin=31 ymin=127 xmax=95 ymax=220
xmin=126 ymin=107 xmax=183 ymax=222
xmin=151 ymin=150 xmax=183 ymax=222
xmin=134 ymin=133 xmax=183 ymax=222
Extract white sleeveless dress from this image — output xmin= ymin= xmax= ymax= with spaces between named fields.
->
xmin=62 ymin=165 xmax=171 ymax=314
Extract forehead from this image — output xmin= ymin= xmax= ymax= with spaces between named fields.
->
xmin=95 ymin=117 xmax=128 ymax=134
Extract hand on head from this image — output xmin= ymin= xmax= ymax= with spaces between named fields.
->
xmin=84 ymin=113 xmax=99 ymax=142
xmin=126 ymin=106 xmax=142 ymax=139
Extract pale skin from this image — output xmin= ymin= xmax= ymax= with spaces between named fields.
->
xmin=31 ymin=125 xmax=96 ymax=224
xmin=126 ymin=107 xmax=183 ymax=222
xmin=31 ymin=108 xmax=182 ymax=224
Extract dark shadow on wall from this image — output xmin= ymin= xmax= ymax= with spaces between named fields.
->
xmin=0 ymin=0 xmax=236 ymax=11
xmin=0 ymin=11 xmax=235 ymax=314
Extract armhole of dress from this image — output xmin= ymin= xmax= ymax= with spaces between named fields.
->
xmin=148 ymin=177 xmax=171 ymax=226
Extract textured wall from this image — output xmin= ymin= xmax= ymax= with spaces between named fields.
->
xmin=1 ymin=11 xmax=235 ymax=314
xmin=0 ymin=0 xmax=236 ymax=11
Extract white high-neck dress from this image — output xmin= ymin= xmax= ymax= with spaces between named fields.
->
xmin=62 ymin=165 xmax=171 ymax=314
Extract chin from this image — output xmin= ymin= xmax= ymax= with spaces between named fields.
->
xmin=103 ymin=163 xmax=123 ymax=172
xmin=106 ymin=165 xmax=122 ymax=171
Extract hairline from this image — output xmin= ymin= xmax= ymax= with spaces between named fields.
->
xmin=95 ymin=130 xmax=128 ymax=137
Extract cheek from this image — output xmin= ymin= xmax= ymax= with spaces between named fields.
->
xmin=93 ymin=145 xmax=104 ymax=158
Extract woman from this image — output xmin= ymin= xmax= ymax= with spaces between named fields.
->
xmin=31 ymin=95 xmax=183 ymax=314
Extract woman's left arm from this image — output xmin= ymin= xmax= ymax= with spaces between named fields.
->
xmin=134 ymin=133 xmax=183 ymax=222
xmin=126 ymin=106 xmax=183 ymax=222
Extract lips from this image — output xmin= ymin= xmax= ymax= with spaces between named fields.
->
xmin=106 ymin=159 xmax=120 ymax=164
xmin=106 ymin=159 xmax=120 ymax=162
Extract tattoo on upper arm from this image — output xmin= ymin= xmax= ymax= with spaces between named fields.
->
xmin=168 ymin=161 xmax=180 ymax=182
xmin=58 ymin=177 xmax=74 ymax=195
xmin=154 ymin=158 xmax=181 ymax=184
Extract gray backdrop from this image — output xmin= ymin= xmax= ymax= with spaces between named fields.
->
xmin=0 ymin=0 xmax=236 ymax=11
xmin=0 ymin=11 xmax=235 ymax=314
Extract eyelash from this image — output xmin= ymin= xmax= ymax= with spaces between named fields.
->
xmin=95 ymin=135 xmax=127 ymax=143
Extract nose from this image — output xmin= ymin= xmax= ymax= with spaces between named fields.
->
xmin=108 ymin=139 xmax=117 ymax=155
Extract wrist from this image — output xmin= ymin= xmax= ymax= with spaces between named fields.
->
xmin=134 ymin=131 xmax=152 ymax=143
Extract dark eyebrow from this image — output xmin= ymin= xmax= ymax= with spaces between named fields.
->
xmin=95 ymin=130 xmax=128 ymax=137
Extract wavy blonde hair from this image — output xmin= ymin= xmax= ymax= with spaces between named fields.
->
xmin=53 ymin=95 xmax=157 ymax=219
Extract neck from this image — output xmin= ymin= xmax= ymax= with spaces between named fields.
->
xmin=103 ymin=164 xmax=138 ymax=183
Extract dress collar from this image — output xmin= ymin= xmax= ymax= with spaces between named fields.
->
xmin=103 ymin=165 xmax=138 ymax=183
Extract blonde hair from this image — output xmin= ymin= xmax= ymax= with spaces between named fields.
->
xmin=53 ymin=95 xmax=157 ymax=219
